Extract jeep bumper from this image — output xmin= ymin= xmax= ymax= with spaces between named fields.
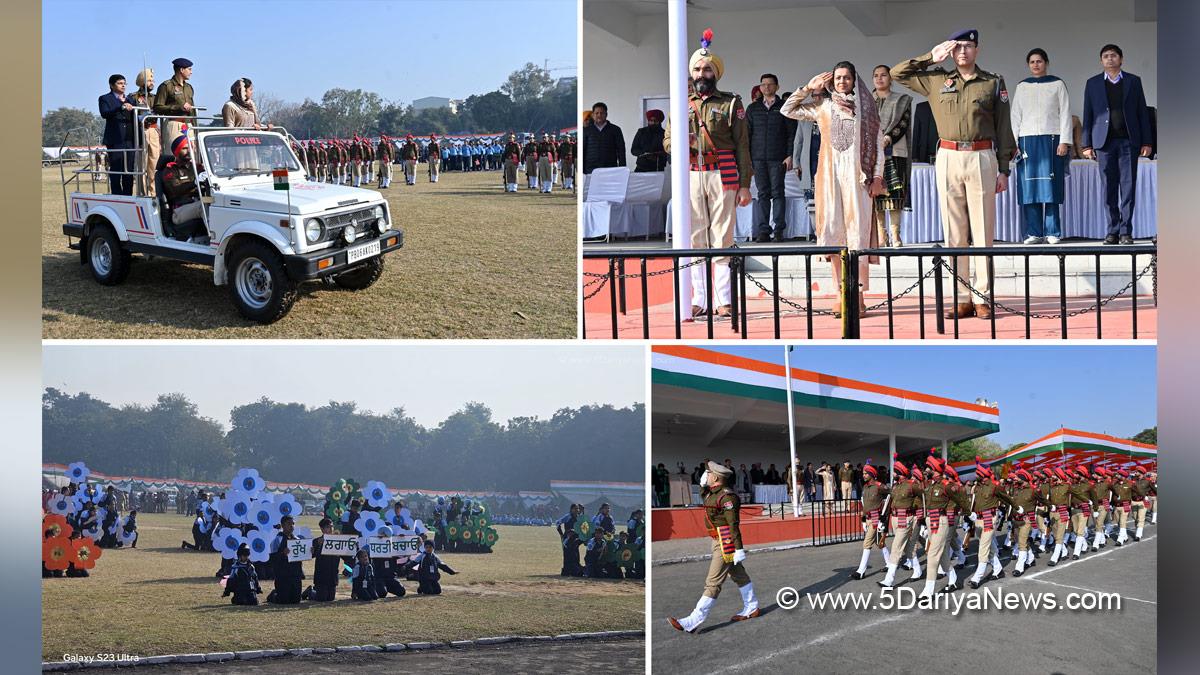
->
xmin=284 ymin=229 xmax=404 ymax=280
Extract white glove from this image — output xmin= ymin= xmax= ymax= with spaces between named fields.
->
xmin=1089 ymin=501 xmax=1094 ymax=507
xmin=1017 ymin=506 xmax=1024 ymax=515
xmin=733 ymin=549 xmax=747 ymax=565
xmin=699 ymin=471 xmax=710 ymax=487
xmin=969 ymin=513 xmax=978 ymax=522
xmin=862 ymin=521 xmax=868 ymax=532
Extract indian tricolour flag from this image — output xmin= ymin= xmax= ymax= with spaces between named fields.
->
xmin=272 ymin=168 xmax=289 ymax=191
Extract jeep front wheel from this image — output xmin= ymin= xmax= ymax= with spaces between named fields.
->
xmin=86 ymin=225 xmax=131 ymax=285
xmin=226 ymin=240 xmax=298 ymax=324
xmin=331 ymin=257 xmax=385 ymax=290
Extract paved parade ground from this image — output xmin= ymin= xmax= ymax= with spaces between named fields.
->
xmin=42 ymin=514 xmax=642 ymax=664
xmin=41 ymin=166 xmax=576 ymax=339
xmin=652 ymin=525 xmax=1156 ymax=675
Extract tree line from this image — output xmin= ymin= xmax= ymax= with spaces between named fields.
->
xmin=42 ymin=388 xmax=643 ymax=492
xmin=41 ymin=62 xmax=576 ymax=147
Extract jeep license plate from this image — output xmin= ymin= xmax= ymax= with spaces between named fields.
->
xmin=346 ymin=240 xmax=381 ymax=264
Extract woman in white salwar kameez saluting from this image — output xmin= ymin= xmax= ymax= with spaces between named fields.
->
xmin=782 ymin=62 xmax=886 ymax=316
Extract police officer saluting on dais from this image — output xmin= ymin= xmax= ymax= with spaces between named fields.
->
xmin=664 ymin=29 xmax=753 ymax=319
xmin=668 ymin=461 xmax=759 ymax=633
xmin=891 ymin=29 xmax=1016 ymax=320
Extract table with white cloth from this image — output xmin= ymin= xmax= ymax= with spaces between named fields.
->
xmin=902 ymin=159 xmax=1157 ymax=243
xmin=752 ymin=484 xmax=788 ymax=504
xmin=582 ymin=169 xmax=670 ymax=240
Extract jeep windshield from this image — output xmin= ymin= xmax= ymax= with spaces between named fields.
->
xmin=204 ymin=134 xmax=301 ymax=178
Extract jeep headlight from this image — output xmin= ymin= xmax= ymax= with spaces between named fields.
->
xmin=343 ymin=225 xmax=358 ymax=244
xmin=373 ymin=205 xmax=387 ymax=233
xmin=304 ymin=218 xmax=324 ymax=243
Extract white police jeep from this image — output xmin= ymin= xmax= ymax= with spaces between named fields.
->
xmin=62 ymin=127 xmax=403 ymax=324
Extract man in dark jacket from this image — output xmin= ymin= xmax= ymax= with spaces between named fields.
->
xmin=746 ymin=74 xmax=796 ymax=242
xmin=98 ymin=74 xmax=135 ymax=195
xmin=630 ymin=109 xmax=668 ymax=172
xmin=1080 ymin=44 xmax=1153 ymax=245
xmin=582 ymin=102 xmax=626 ymax=174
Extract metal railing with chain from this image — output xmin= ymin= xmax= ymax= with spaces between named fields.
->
xmin=582 ymin=242 xmax=1156 ymax=339
xmin=847 ymin=243 xmax=1157 ymax=339
xmin=582 ymin=246 xmax=843 ymax=339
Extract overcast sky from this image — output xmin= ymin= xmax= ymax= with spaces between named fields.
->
xmin=41 ymin=0 xmax=577 ymax=113
xmin=44 ymin=344 xmax=644 ymax=429
xmin=710 ymin=345 xmax=1156 ymax=448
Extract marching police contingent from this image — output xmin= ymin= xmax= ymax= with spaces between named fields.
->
xmin=289 ymin=131 xmax=576 ymax=193
xmin=841 ymin=453 xmax=1160 ymax=601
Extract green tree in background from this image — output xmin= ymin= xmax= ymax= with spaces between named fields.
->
xmin=42 ymin=107 xmax=102 ymax=147
xmin=1131 ymin=426 xmax=1157 ymax=445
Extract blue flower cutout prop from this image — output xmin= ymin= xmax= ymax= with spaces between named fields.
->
xmin=355 ymin=510 xmax=384 ymax=536
xmin=47 ymin=494 xmax=74 ymax=516
xmin=245 ymin=529 xmax=273 ymax=563
xmin=215 ymin=527 xmax=246 ymax=560
xmin=274 ymin=494 xmax=301 ymax=521
xmin=66 ymin=461 xmax=90 ymax=484
xmin=117 ymin=520 xmax=137 ymax=546
xmin=365 ymin=480 xmax=390 ymax=509
xmin=250 ymin=502 xmax=279 ymax=529
xmin=224 ymin=491 xmax=253 ymax=525
xmin=413 ymin=519 xmax=427 ymax=536
xmin=232 ymin=468 xmax=265 ymax=497
xmin=294 ymin=526 xmax=313 ymax=540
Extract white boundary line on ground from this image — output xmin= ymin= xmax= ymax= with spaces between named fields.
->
xmin=1026 ymin=577 xmax=1157 ymax=605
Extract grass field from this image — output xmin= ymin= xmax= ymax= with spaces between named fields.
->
xmin=41 ymin=166 xmax=577 ymax=338
xmin=42 ymin=514 xmax=641 ymax=662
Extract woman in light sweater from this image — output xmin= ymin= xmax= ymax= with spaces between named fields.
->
xmin=782 ymin=63 xmax=885 ymax=316
xmin=1010 ymin=48 xmax=1072 ymax=244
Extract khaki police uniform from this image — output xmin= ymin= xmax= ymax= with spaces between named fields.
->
xmin=891 ymin=51 xmax=1016 ymax=311
xmin=664 ymin=89 xmax=752 ymax=313
xmin=153 ymin=74 xmax=196 ymax=156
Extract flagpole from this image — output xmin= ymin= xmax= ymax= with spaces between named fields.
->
xmin=784 ymin=346 xmax=799 ymax=518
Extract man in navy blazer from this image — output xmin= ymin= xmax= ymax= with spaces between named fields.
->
xmin=1080 ymin=44 xmax=1152 ymax=244
xmin=98 ymin=73 xmax=135 ymax=196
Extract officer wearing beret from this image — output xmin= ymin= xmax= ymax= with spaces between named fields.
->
xmin=891 ymin=30 xmax=1016 ymax=320
xmin=153 ymin=57 xmax=196 ymax=157
xmin=664 ymin=29 xmax=752 ymax=319
xmin=668 ymin=460 xmax=759 ymax=633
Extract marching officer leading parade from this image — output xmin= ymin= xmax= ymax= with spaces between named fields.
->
xmin=668 ymin=461 xmax=759 ymax=633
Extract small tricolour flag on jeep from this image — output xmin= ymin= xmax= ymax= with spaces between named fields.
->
xmin=272 ymin=168 xmax=289 ymax=190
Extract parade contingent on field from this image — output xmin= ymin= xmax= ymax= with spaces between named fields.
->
xmin=289 ymin=131 xmax=577 ymax=194
xmin=555 ymin=503 xmax=646 ymax=580
xmin=667 ymin=456 xmax=1156 ymax=633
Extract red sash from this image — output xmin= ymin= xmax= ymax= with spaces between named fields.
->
xmin=717 ymin=525 xmax=735 ymax=557
xmin=927 ymin=509 xmax=943 ymax=534
xmin=1056 ymin=505 xmax=1070 ymax=522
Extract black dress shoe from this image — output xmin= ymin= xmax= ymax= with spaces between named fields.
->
xmin=753 ymin=234 xmax=771 ymax=243
xmin=940 ymin=582 xmax=960 ymax=593
xmin=850 ymin=571 xmax=867 ymax=580
xmin=936 ymin=573 xmax=945 ymax=580
xmin=992 ymin=570 xmax=1006 ymax=580
xmin=1072 ymin=554 xmax=1079 ymax=560
xmin=1103 ymin=234 xmax=1119 ymax=245
xmin=1120 ymin=235 xmax=1135 ymax=245
xmin=1048 ymin=560 xmax=1057 ymax=566
xmin=968 ymin=579 xmax=980 ymax=589
xmin=1134 ymin=536 xmax=1140 ymax=542
xmin=902 ymin=563 xmax=913 ymax=570
xmin=773 ymin=232 xmax=787 ymax=243
xmin=1013 ymin=569 xmax=1023 ymax=577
